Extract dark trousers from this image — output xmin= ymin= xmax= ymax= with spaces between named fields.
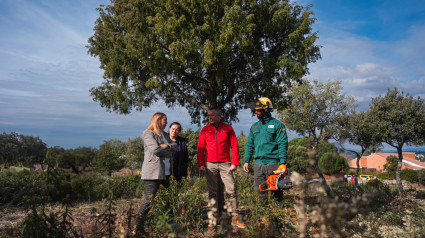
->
xmin=254 ymin=162 xmax=283 ymax=202
xmin=136 ymin=178 xmax=168 ymax=223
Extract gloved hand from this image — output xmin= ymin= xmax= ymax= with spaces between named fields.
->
xmin=274 ymin=164 xmax=287 ymax=175
xmin=277 ymin=164 xmax=287 ymax=171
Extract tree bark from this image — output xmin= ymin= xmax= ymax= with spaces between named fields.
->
xmin=354 ymin=152 xmax=363 ymax=192
xmin=396 ymin=147 xmax=404 ymax=194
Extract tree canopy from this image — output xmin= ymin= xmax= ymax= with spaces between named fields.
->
xmin=334 ymin=111 xmax=382 ymax=190
xmin=0 ymin=132 xmax=47 ymax=167
xmin=318 ymin=152 xmax=348 ymax=175
xmin=278 ymin=80 xmax=356 ymax=196
xmin=279 ymin=80 xmax=356 ymax=143
xmin=369 ymin=88 xmax=425 ymax=193
xmin=88 ymin=0 xmax=321 ymax=124
xmin=94 ymin=139 xmax=127 ymax=176
xmin=287 ymin=138 xmax=341 ymax=175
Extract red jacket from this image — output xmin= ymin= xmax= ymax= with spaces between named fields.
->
xmin=197 ymin=121 xmax=240 ymax=167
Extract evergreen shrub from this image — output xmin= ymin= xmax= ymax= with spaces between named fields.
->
xmin=318 ymin=152 xmax=349 ymax=175
xmin=418 ymin=169 xmax=425 ymax=185
xmin=401 ymin=169 xmax=419 ymax=183
xmin=0 ymin=170 xmax=43 ymax=205
xmin=92 ymin=175 xmax=142 ymax=200
xmin=70 ymin=173 xmax=105 ymax=201
xmin=361 ymin=179 xmax=392 ymax=207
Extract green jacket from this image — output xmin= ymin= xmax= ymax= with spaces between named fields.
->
xmin=244 ymin=114 xmax=288 ymax=165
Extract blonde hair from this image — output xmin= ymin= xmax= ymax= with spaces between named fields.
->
xmin=143 ymin=112 xmax=166 ymax=137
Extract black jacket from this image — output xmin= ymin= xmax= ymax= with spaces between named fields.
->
xmin=171 ymin=136 xmax=189 ymax=182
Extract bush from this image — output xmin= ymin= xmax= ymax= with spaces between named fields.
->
xmin=376 ymin=172 xmax=394 ymax=180
xmin=21 ymin=203 xmax=73 ymax=238
xmin=418 ymin=169 xmax=425 ymax=185
xmin=287 ymin=144 xmax=310 ymax=174
xmin=0 ymin=170 xmax=44 ymax=205
xmin=70 ymin=173 xmax=106 ymax=201
xmin=244 ymin=192 xmax=297 ymax=237
xmin=143 ymin=177 xmax=206 ymax=237
xmin=332 ymin=181 xmax=359 ymax=200
xmin=401 ymin=169 xmax=419 ymax=183
xmin=42 ymin=169 xmax=73 ymax=203
xmin=192 ymin=176 xmax=207 ymax=193
xmin=0 ymin=223 xmax=22 ymax=237
xmin=235 ymin=170 xmax=254 ymax=195
xmin=318 ymin=152 xmax=349 ymax=175
xmin=92 ymin=175 xmax=143 ymax=200
xmin=361 ymin=180 xmax=392 ymax=207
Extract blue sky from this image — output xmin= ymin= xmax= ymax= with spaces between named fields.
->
xmin=1 ymin=0 xmax=425 ymax=149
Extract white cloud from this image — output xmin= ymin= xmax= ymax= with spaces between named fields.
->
xmin=308 ymin=21 xmax=425 ymax=110
xmin=1 ymin=0 xmax=425 ymax=149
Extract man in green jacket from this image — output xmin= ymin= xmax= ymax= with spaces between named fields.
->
xmin=243 ymin=97 xmax=288 ymax=201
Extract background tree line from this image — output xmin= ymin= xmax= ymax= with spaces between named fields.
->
xmin=1 ymin=129 xmax=346 ymax=177
xmin=3 ymin=80 xmax=425 ymax=192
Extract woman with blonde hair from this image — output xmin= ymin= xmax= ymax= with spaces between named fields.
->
xmin=136 ymin=112 xmax=178 ymax=226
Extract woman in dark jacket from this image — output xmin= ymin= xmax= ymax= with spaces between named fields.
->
xmin=169 ymin=122 xmax=189 ymax=182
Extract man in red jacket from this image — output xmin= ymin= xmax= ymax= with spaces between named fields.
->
xmin=197 ymin=108 xmax=244 ymax=228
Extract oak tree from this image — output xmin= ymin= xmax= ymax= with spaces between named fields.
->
xmin=369 ymin=88 xmax=425 ymax=194
xmin=88 ymin=0 xmax=321 ymax=124
xmin=334 ymin=111 xmax=382 ymax=190
xmin=278 ymin=80 xmax=356 ymax=197
xmin=94 ymin=139 xmax=127 ymax=176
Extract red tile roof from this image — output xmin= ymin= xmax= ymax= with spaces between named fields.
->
xmin=347 ymin=152 xmax=425 ymax=172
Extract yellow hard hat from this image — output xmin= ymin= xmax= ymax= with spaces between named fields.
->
xmin=247 ymin=97 xmax=273 ymax=110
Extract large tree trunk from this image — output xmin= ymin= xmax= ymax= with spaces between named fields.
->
xmin=396 ymin=147 xmax=404 ymax=194
xmin=313 ymin=147 xmax=334 ymax=197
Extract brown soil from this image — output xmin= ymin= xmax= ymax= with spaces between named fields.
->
xmin=0 ymin=199 xmax=247 ymax=237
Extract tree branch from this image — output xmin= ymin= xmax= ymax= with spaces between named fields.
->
xmin=161 ymin=76 xmax=208 ymax=111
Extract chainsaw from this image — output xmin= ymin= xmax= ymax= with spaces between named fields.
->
xmin=259 ymin=164 xmax=293 ymax=192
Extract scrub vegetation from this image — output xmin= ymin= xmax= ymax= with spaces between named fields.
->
xmin=1 ymin=153 xmax=424 ymax=237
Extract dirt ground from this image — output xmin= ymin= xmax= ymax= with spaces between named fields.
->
xmin=2 ymin=183 xmax=423 ymax=236
xmin=0 ymin=199 xmax=246 ymax=237
xmin=0 ymin=206 xmax=26 ymax=228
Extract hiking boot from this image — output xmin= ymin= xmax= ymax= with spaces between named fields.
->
xmin=231 ymin=215 xmax=245 ymax=228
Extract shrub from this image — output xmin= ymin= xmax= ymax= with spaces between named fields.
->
xmin=361 ymin=179 xmax=392 ymax=207
xmin=93 ymin=175 xmax=142 ymax=200
xmin=317 ymin=142 xmax=338 ymax=158
xmin=0 ymin=223 xmax=22 ymax=237
xmin=192 ymin=176 xmax=207 ymax=193
xmin=244 ymin=192 xmax=297 ymax=237
xmin=318 ymin=152 xmax=349 ymax=175
xmin=0 ymin=170 xmax=42 ymax=205
xmin=376 ymin=172 xmax=394 ymax=180
xmin=235 ymin=170 xmax=254 ymax=195
xmin=383 ymin=155 xmax=398 ymax=173
xmin=287 ymin=144 xmax=310 ymax=174
xmin=0 ymin=169 xmax=72 ymax=205
xmin=142 ymin=177 xmax=205 ymax=237
xmin=418 ymin=169 xmax=425 ymax=185
xmin=332 ymin=181 xmax=359 ymax=200
xmin=70 ymin=173 xmax=106 ymax=201
xmin=401 ymin=169 xmax=419 ymax=183
xmin=42 ymin=169 xmax=73 ymax=203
